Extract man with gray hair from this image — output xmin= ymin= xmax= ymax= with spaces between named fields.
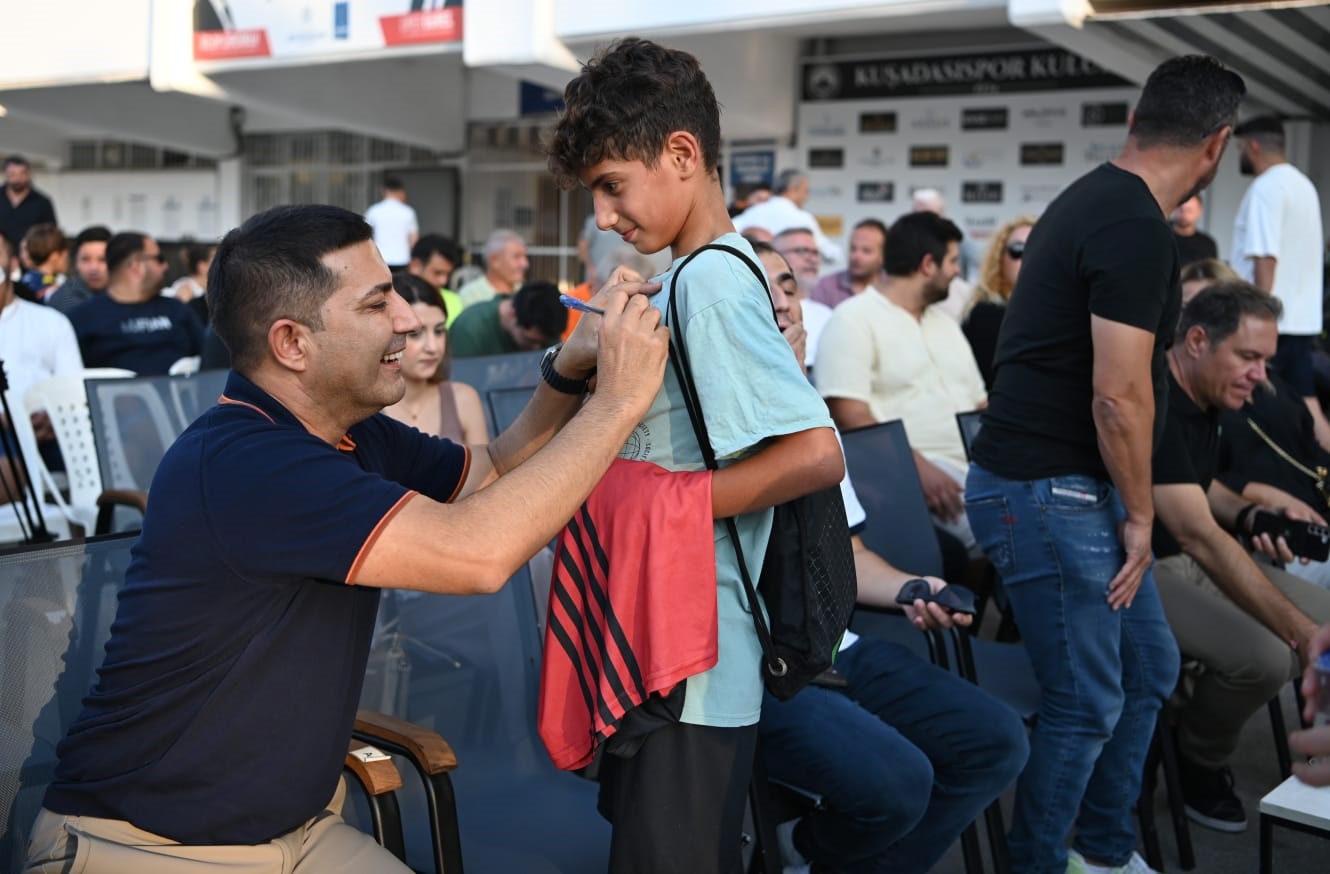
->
xmin=1149 ymin=281 xmax=1330 ymax=833
xmin=733 ymin=169 xmax=841 ymax=264
xmin=458 ymin=229 xmax=530 ymax=308
xmin=1231 ymin=115 xmax=1328 ymax=450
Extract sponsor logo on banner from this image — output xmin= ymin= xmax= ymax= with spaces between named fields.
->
xmin=194 ymin=29 xmax=271 ymax=60
xmin=910 ymin=145 xmax=950 ymax=168
xmin=964 ymin=216 xmax=999 ymax=232
xmin=801 ymin=49 xmax=1127 ymax=101
xmin=857 ymin=182 xmax=896 ymax=203
xmin=1082 ymin=101 xmax=1129 ymax=127
xmin=909 ymin=109 xmax=952 ymax=131
xmin=809 ymin=148 xmax=845 ymax=169
xmin=1020 ymin=183 xmax=1063 ymax=203
xmin=1021 ymin=142 xmax=1065 ymax=166
xmin=810 ymin=185 xmax=845 ymax=199
xmin=380 ymin=8 xmax=463 ymax=46
xmin=808 ymin=112 xmax=848 ymax=137
xmin=1021 ymin=106 xmax=1067 ymax=126
xmin=1084 ymin=142 xmax=1118 ymax=163
xmin=962 ymin=148 xmax=1003 ymax=169
xmin=859 ymin=112 xmax=898 ymax=133
xmin=731 ymin=151 xmax=776 ymax=187
xmin=806 ymin=65 xmax=843 ymax=100
xmin=961 ymin=108 xmax=1009 ymax=130
xmin=856 ymin=147 xmax=897 ymax=168
xmin=962 ymin=182 xmax=1004 ymax=204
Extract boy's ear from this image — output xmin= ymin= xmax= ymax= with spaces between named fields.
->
xmin=663 ymin=131 xmax=702 ymax=178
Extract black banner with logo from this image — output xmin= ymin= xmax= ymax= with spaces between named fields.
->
xmin=803 ymin=49 xmax=1127 ymax=102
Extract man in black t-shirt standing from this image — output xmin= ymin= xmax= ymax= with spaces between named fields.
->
xmin=1150 ymin=282 xmax=1330 ymax=833
xmin=1171 ymin=194 xmax=1219 ymax=268
xmin=966 ymin=56 xmax=1246 ymax=874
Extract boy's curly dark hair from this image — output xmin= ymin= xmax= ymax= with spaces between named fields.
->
xmin=546 ymin=38 xmax=721 ymax=190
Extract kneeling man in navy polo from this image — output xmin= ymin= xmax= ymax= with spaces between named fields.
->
xmin=25 ymin=204 xmax=669 ymax=873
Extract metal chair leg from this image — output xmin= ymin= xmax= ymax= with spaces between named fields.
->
xmin=961 ymin=821 xmax=986 ymax=874
xmin=1157 ymin=719 xmax=1195 ymax=870
xmin=1136 ymin=727 xmax=1166 ymax=872
xmin=1268 ymin=695 xmax=1293 ymax=780
xmin=747 ymin=737 xmax=783 ymax=874
xmin=983 ymin=799 xmax=1010 ymax=874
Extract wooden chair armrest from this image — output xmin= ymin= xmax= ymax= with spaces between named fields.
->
xmin=355 ymin=709 xmax=458 ymax=775
xmin=344 ymin=741 xmax=404 ymax=796
xmin=96 ymin=489 xmax=149 ymax=512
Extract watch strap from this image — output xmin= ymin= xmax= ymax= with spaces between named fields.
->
xmin=540 ymin=345 xmax=590 ymax=395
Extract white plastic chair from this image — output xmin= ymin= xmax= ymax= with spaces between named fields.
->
xmin=168 ymin=356 xmax=202 ymax=377
xmin=0 ymin=390 xmax=73 ymax=544
xmin=24 ymin=369 xmax=135 ymax=535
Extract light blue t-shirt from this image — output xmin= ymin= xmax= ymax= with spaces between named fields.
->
xmin=618 ymin=233 xmax=834 ymax=727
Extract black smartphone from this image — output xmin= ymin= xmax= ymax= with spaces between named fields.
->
xmin=894 ymin=578 xmax=978 ymax=616
xmin=1249 ymin=511 xmax=1330 ymax=563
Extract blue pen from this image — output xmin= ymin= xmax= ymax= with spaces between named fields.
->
xmin=559 ymin=294 xmax=605 ymax=317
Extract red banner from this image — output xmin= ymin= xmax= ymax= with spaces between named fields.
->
xmin=194 ymin=29 xmax=272 ymax=61
xmin=379 ymin=8 xmax=463 ymax=46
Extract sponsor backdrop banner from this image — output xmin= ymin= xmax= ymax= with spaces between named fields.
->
xmin=193 ymin=0 xmax=462 ymax=64
xmin=797 ymin=48 xmax=1136 ymax=252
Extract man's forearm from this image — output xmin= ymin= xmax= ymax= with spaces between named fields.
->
xmin=1094 ymin=391 xmax=1155 ymax=522
xmin=1252 ymin=256 xmax=1277 ymax=294
xmin=1187 ymin=529 xmax=1315 ymax=647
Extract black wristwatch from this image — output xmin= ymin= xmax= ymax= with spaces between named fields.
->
xmin=540 ymin=344 xmax=592 ymax=395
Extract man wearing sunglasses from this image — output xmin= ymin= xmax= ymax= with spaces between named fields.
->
xmin=68 ymin=232 xmax=204 ymax=374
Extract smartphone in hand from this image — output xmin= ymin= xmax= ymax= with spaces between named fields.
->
xmin=894 ymin=578 xmax=978 ymax=616
xmin=1250 ymin=511 xmax=1330 ymax=563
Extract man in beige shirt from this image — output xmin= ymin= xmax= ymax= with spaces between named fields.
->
xmin=816 ymin=210 xmax=986 ymax=548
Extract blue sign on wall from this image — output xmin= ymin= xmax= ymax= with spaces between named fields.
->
xmin=729 ymin=151 xmax=776 ymax=188
xmin=520 ymin=81 xmax=565 ymax=116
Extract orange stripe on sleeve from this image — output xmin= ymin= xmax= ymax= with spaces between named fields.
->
xmin=346 ymin=491 xmax=419 ymax=585
xmin=446 ymin=447 xmax=472 ymax=504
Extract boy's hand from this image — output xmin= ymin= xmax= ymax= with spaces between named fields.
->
xmin=560 ymin=266 xmax=662 ymax=374
xmin=591 ymin=290 xmax=669 ymax=422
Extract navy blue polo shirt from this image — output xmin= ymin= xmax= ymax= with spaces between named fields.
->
xmin=45 ymin=371 xmax=470 ymax=845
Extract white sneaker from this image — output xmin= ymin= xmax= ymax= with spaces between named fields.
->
xmin=1067 ymin=849 xmax=1160 ymax=874
xmin=775 ymin=819 xmax=810 ymax=874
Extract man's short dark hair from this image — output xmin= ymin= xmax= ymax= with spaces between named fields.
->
xmin=72 ymin=225 xmax=112 ymax=259
xmin=184 ymin=242 xmax=215 ymax=274
xmin=1234 ymin=115 xmax=1286 ymax=153
xmin=512 ymin=280 xmax=567 ymax=340
xmin=3 ymin=155 xmax=30 ymax=171
xmin=1131 ymin=55 xmax=1245 ymax=149
xmin=105 ymin=232 xmax=149 ymax=275
xmin=383 ymin=175 xmax=405 ymax=192
xmin=853 ymin=218 xmax=888 ymax=242
xmin=1178 ymin=279 xmax=1282 ymax=346
xmin=883 ymin=212 xmax=963 ymax=277
xmin=411 ymin=233 xmax=461 ymax=268
xmin=734 ymin=182 xmax=770 ymax=201
xmin=546 ymin=38 xmax=720 ymax=190
xmin=209 ymin=205 xmax=374 ymax=373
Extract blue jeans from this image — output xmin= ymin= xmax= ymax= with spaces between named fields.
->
xmin=965 ymin=465 xmax=1179 ymax=874
xmin=759 ymin=636 xmax=1028 ymax=874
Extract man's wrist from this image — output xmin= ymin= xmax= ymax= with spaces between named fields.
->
xmin=540 ymin=344 xmax=593 ymax=394
xmin=1235 ymin=503 xmax=1260 ymax=534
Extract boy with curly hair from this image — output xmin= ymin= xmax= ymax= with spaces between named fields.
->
xmin=547 ymin=37 xmax=843 ymax=872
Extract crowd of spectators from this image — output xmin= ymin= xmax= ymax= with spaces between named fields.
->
xmin=6 ymin=40 xmax=1330 ymax=874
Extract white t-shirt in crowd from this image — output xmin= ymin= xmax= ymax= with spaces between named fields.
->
xmin=364 ymin=197 xmax=418 ymax=266
xmin=732 ymin=196 xmax=843 ymax=264
xmin=0 ymin=297 xmax=85 ymax=403
xmin=815 ymin=291 xmax=987 ymax=472
xmin=1232 ymin=163 xmax=1324 ymax=335
xmin=801 ymin=298 xmax=833 ymax=369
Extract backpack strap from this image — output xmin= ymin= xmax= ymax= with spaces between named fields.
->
xmin=666 ymin=243 xmax=787 ymax=679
